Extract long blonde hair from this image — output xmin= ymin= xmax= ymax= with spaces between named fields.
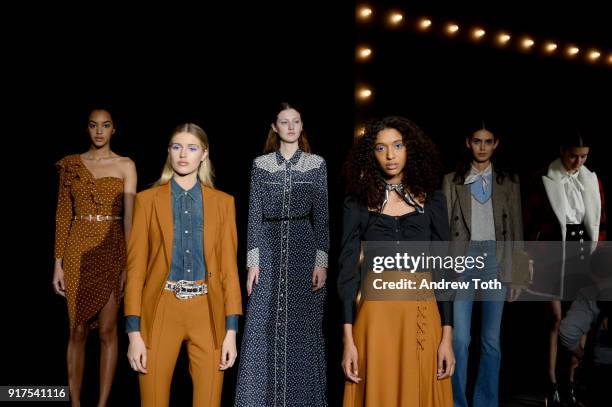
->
xmin=155 ymin=123 xmax=215 ymax=188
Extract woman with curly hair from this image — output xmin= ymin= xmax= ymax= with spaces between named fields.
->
xmin=338 ymin=116 xmax=454 ymax=406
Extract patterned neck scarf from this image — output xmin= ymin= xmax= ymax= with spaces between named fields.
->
xmin=380 ymin=183 xmax=425 ymax=214
xmin=464 ymin=164 xmax=493 ymax=204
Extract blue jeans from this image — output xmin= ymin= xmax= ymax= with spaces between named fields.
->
xmin=452 ymin=241 xmax=506 ymax=407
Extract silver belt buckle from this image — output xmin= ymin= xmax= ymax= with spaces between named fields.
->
xmin=174 ymin=280 xmax=193 ymax=299
xmin=172 ymin=280 xmax=208 ymax=299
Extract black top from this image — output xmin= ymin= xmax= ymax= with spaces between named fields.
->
xmin=337 ymin=190 xmax=453 ymax=326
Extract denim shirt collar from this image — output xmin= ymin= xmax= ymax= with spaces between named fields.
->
xmin=171 ymin=177 xmax=202 ymax=203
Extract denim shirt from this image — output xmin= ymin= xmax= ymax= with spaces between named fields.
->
xmin=126 ymin=178 xmax=238 ymax=333
xmin=169 ymin=177 xmax=206 ymax=281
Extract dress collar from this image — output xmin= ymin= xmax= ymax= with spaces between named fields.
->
xmin=275 ymin=148 xmax=302 ymax=165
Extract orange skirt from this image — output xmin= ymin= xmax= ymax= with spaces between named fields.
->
xmin=343 ymin=300 xmax=453 ymax=407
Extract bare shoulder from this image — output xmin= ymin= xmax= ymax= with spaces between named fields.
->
xmin=115 ymin=156 xmax=135 ymax=167
xmin=115 ymin=156 xmax=136 ymax=174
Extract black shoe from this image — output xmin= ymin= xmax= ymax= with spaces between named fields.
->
xmin=545 ymin=382 xmax=562 ymax=407
xmin=567 ymin=382 xmax=584 ymax=407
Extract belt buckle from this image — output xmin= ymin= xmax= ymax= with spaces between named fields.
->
xmin=96 ymin=214 xmax=105 ymax=221
xmin=174 ymin=280 xmax=194 ymax=300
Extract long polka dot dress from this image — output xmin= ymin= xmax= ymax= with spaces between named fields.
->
xmin=54 ymin=154 xmax=126 ymax=329
xmin=235 ymin=149 xmax=329 ymax=407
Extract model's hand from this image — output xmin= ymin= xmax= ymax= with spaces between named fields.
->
xmin=52 ymin=263 xmax=66 ymax=297
xmin=437 ymin=337 xmax=455 ymax=379
xmin=342 ymin=339 xmax=361 ymax=383
xmin=246 ymin=267 xmax=260 ymax=296
xmin=219 ymin=331 xmax=237 ymax=370
xmin=508 ymin=287 xmax=522 ymax=302
xmin=127 ymin=332 xmax=148 ymax=374
xmin=312 ymin=267 xmax=327 ymax=291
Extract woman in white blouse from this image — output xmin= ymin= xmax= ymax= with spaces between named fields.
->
xmin=524 ymin=131 xmax=606 ymax=406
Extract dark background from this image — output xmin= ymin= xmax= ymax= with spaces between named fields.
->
xmin=3 ymin=1 xmax=611 ymax=406
xmin=354 ymin=4 xmax=611 ymax=403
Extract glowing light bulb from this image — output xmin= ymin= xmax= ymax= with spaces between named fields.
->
xmin=545 ymin=42 xmax=558 ymax=53
xmin=472 ymin=28 xmax=486 ymax=39
xmin=419 ymin=18 xmax=432 ymax=30
xmin=358 ymin=47 xmax=372 ymax=59
xmin=390 ymin=12 xmax=403 ymax=24
xmin=358 ymin=88 xmax=372 ymax=99
xmin=589 ymin=50 xmax=601 ymax=60
xmin=446 ymin=23 xmax=459 ymax=34
xmin=358 ymin=7 xmax=372 ymax=19
xmin=498 ymin=33 xmax=511 ymax=44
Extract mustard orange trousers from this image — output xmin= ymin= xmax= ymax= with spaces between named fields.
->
xmin=139 ymin=291 xmax=223 ymax=406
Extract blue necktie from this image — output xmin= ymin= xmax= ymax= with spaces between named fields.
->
xmin=469 ymin=173 xmax=492 ymax=204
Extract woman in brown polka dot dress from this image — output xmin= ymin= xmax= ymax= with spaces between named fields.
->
xmin=52 ymin=108 xmax=137 ymax=407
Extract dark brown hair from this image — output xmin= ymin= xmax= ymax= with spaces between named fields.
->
xmin=560 ymin=131 xmax=591 ymax=150
xmin=452 ymin=127 xmax=517 ymax=185
xmin=263 ymin=102 xmax=311 ymax=153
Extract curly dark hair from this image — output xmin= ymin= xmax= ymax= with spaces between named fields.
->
xmin=344 ymin=116 xmax=442 ymax=210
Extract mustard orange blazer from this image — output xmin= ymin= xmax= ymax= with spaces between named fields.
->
xmin=124 ymin=182 xmax=243 ymax=349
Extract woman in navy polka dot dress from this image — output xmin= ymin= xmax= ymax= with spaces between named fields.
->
xmin=234 ymin=103 xmax=329 ymax=407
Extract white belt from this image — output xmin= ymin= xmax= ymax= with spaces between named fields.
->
xmin=165 ymin=280 xmax=207 ymax=299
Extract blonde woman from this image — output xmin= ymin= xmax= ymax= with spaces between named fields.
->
xmin=125 ymin=123 xmax=242 ymax=406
